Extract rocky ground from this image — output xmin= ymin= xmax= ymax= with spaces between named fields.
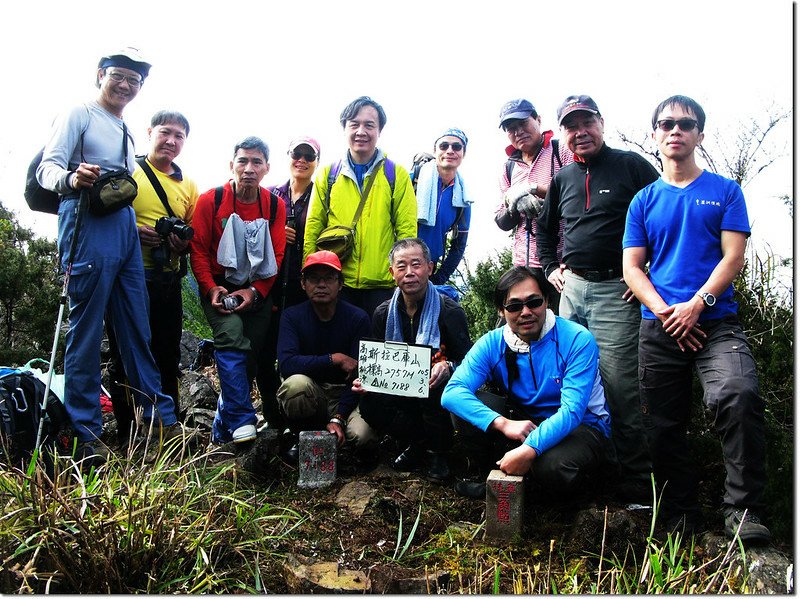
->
xmin=93 ymin=332 xmax=793 ymax=594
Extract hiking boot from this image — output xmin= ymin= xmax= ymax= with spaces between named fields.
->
xmin=232 ymin=424 xmax=257 ymax=443
xmin=725 ymin=509 xmax=772 ymax=545
xmin=73 ymin=440 xmax=110 ymax=468
xmin=281 ymin=443 xmax=299 ymax=464
xmin=393 ymin=444 xmax=424 ymax=472
xmin=424 ymin=450 xmax=450 ymax=483
xmin=454 ymin=478 xmax=486 ymax=499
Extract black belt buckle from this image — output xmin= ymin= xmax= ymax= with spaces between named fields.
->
xmin=583 ymin=270 xmax=606 ymax=282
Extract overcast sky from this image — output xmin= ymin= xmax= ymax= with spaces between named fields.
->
xmin=1 ymin=0 xmax=793 ymax=271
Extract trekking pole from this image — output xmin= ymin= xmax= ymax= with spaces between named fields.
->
xmin=35 ymin=189 xmax=88 ymax=452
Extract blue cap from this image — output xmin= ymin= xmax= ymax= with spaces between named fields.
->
xmin=435 ymin=127 xmax=468 ymax=149
xmin=499 ymin=99 xmax=536 ymax=128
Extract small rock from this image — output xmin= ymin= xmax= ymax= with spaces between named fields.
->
xmin=283 ymin=554 xmax=370 ymax=593
xmin=179 ymin=371 xmax=217 ymax=411
xmin=179 ymin=330 xmax=200 ymax=370
xmin=335 ymin=481 xmax=376 ymax=517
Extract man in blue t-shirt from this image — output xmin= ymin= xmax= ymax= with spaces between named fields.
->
xmin=622 ymin=95 xmax=770 ymax=544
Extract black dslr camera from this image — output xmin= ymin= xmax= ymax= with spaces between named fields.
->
xmin=154 ymin=216 xmax=194 ymax=241
xmin=152 ymin=216 xmax=194 ymax=268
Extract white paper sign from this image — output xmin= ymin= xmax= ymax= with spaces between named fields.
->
xmin=358 ymin=340 xmax=431 ymax=398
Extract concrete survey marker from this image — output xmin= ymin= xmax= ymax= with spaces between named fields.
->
xmin=298 ymin=430 xmax=337 ymax=489
xmin=485 ymin=469 xmax=525 ymax=542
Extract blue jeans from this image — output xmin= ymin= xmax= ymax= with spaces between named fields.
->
xmin=57 ymin=197 xmax=176 ymax=442
xmin=639 ymin=316 xmax=766 ymax=518
xmin=560 ymin=271 xmax=651 ymax=484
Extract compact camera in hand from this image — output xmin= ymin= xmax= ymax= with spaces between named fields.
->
xmin=221 ymin=294 xmax=243 ymax=311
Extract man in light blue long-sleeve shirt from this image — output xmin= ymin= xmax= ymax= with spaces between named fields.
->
xmin=442 ymin=266 xmax=611 ymax=499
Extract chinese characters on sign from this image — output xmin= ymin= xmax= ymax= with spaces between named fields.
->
xmin=358 ymin=340 xmax=432 ymax=398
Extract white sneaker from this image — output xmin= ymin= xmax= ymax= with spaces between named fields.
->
xmin=232 ymin=424 xmax=257 ymax=443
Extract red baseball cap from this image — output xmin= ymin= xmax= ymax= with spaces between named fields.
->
xmin=302 ymin=250 xmax=342 ymax=272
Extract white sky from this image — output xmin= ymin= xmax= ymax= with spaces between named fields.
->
xmin=0 ymin=0 xmax=794 ymax=272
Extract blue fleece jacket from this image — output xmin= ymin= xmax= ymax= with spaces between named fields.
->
xmin=442 ymin=316 xmax=610 ymax=455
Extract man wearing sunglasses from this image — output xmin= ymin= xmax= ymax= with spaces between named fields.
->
xmin=495 ymin=99 xmax=573 ymax=309
xmin=623 ymin=96 xmax=770 ymax=543
xmin=536 ymin=95 xmax=660 ymax=505
xmin=442 ymin=266 xmax=611 ymax=500
xmin=36 ymin=48 xmax=183 ymax=465
xmin=415 ymin=128 xmax=473 ymax=291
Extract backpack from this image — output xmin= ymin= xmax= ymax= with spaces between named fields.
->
xmin=24 ymin=148 xmax=61 ymax=214
xmin=212 ymin=185 xmax=278 ymax=220
xmin=0 ymin=367 xmax=73 ymax=464
xmin=322 ymin=158 xmax=396 ymax=213
xmin=409 ymin=152 xmax=466 ymax=248
xmin=504 ymin=138 xmax=562 ymax=185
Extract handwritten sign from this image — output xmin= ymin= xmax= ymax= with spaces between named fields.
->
xmin=358 ymin=340 xmax=431 ymax=398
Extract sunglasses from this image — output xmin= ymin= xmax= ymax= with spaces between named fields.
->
xmin=438 ymin=141 xmax=464 ymax=152
xmin=503 ymin=296 xmax=544 ymax=313
xmin=655 ymin=118 xmax=698 ymax=132
xmin=290 ymin=150 xmax=317 ymax=161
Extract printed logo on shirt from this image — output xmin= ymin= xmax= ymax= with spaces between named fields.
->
xmin=695 ymin=198 xmax=722 ymax=207
xmin=598 ymin=189 xmax=610 ymax=194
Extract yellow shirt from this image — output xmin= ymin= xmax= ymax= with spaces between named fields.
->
xmin=132 ymin=157 xmax=199 ymax=271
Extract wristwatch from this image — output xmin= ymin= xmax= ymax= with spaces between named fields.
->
xmin=698 ymin=292 xmax=716 ymax=307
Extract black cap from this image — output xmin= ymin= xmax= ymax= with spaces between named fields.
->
xmin=557 ymin=95 xmax=600 ymax=125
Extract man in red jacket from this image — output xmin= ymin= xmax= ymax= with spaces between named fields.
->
xmin=190 ymin=136 xmax=286 ymax=444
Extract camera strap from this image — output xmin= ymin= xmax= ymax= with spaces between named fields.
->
xmin=135 ymin=156 xmax=175 ymax=217
xmin=135 ymin=156 xmax=187 ymax=278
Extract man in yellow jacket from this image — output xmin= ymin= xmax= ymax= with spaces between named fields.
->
xmin=304 ymin=96 xmax=417 ymax=317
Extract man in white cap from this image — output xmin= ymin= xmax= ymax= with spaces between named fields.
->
xmin=415 ymin=128 xmax=473 ymax=293
xmin=276 ymin=250 xmax=375 ymax=466
xmin=257 ymin=137 xmax=322 ymax=435
xmin=36 ymin=48 xmax=182 ymax=465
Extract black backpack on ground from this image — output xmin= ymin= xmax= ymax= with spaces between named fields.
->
xmin=0 ymin=368 xmax=74 ymax=465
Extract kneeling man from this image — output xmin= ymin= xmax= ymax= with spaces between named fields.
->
xmin=277 ymin=251 xmax=374 ymax=460
xmin=442 ymin=266 xmax=611 ymax=498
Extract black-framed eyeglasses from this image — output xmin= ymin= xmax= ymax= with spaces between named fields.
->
xmin=438 ymin=141 xmax=463 ymax=152
xmin=503 ymin=296 xmax=544 ymax=313
xmin=106 ymin=71 xmax=143 ymax=88
xmin=655 ymin=118 xmax=698 ymax=132
xmin=290 ymin=149 xmax=317 ymax=162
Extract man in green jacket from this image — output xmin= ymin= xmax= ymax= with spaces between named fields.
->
xmin=303 ymin=96 xmax=417 ymax=317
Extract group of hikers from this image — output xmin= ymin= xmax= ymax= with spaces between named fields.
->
xmin=35 ymin=47 xmax=770 ymax=544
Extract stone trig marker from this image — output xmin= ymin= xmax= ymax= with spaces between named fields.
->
xmin=298 ymin=430 xmax=338 ymax=489
xmin=485 ymin=469 xmax=525 ymax=542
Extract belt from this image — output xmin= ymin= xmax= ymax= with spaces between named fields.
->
xmin=567 ymin=266 xmax=623 ymax=282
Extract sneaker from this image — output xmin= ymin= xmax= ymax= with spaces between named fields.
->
xmin=232 ymin=424 xmax=257 ymax=443
xmin=725 ymin=509 xmax=772 ymax=545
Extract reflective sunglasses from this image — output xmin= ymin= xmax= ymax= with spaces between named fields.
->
xmin=438 ymin=141 xmax=464 ymax=152
xmin=290 ymin=149 xmax=317 ymax=161
xmin=655 ymin=118 xmax=698 ymax=132
xmin=106 ymin=71 xmax=143 ymax=87
xmin=503 ymin=296 xmax=544 ymax=313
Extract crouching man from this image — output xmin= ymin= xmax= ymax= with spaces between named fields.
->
xmin=442 ymin=266 xmax=612 ymax=499
xmin=276 ymin=251 xmax=375 ymax=463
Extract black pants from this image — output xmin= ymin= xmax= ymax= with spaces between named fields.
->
xmin=638 ymin=316 xmax=766 ymax=518
xmin=359 ymin=387 xmax=453 ymax=452
xmin=107 ymin=273 xmax=182 ymax=442
xmin=452 ymin=391 xmax=610 ymax=499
